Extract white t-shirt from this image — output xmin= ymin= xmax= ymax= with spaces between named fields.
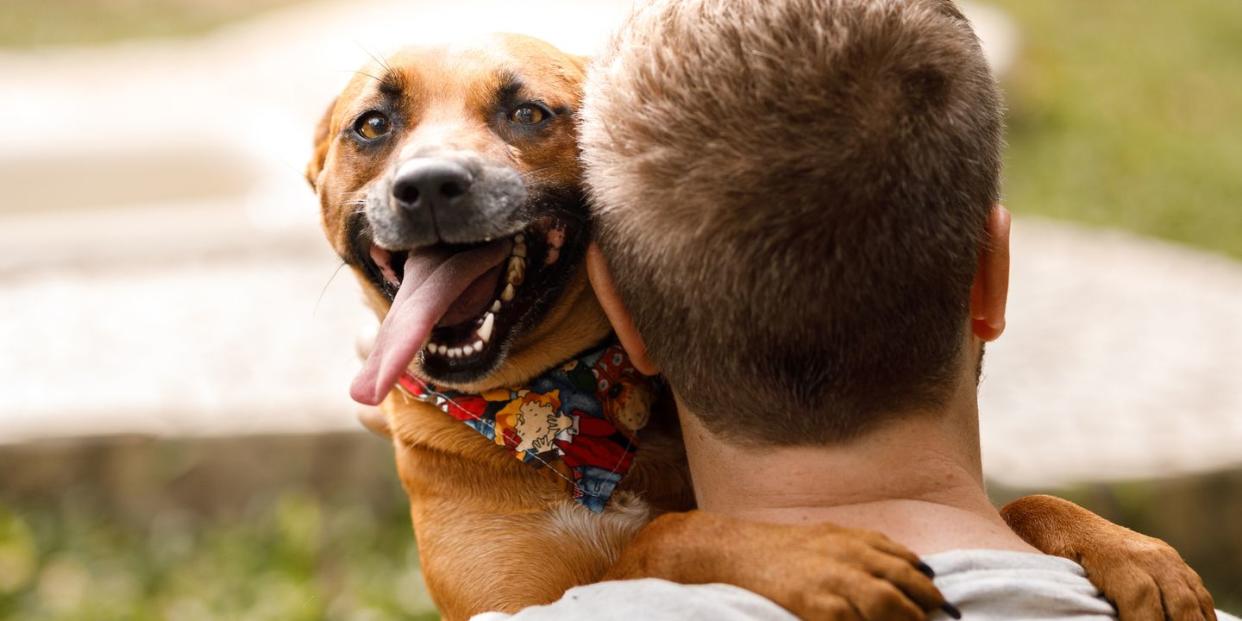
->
xmin=474 ymin=549 xmax=1239 ymax=621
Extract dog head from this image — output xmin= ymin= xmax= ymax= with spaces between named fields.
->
xmin=308 ymin=34 xmax=610 ymax=405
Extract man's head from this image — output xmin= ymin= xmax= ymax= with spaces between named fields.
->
xmin=581 ymin=0 xmax=1006 ymax=445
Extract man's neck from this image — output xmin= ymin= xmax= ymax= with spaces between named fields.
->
xmin=677 ymin=394 xmax=1038 ymax=556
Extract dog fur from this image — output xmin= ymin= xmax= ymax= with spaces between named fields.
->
xmin=309 ymin=32 xmax=1215 ymax=621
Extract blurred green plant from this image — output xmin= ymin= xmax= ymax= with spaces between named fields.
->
xmin=0 ymin=435 xmax=440 ymax=621
xmin=993 ymin=0 xmax=1242 ymax=259
xmin=0 ymin=0 xmax=309 ymax=48
xmin=0 ymin=490 xmax=436 ymax=621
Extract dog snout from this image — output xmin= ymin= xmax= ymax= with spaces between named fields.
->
xmin=392 ymin=159 xmax=474 ymax=216
xmin=366 ymin=152 xmax=527 ymax=249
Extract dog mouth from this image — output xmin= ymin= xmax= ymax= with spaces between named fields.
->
xmin=348 ymin=212 xmax=579 ymax=404
xmin=370 ymin=220 xmax=566 ymax=361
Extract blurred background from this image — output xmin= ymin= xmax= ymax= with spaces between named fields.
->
xmin=0 ymin=0 xmax=1239 ymax=619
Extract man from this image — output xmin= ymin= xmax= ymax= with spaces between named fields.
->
xmin=476 ymin=0 xmax=1238 ymax=618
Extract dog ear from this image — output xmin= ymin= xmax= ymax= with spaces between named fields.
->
xmin=306 ymin=97 xmax=337 ymax=190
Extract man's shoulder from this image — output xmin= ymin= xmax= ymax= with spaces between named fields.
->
xmin=471 ymin=578 xmax=797 ymax=621
xmin=924 ymin=549 xmax=1118 ymax=620
xmin=475 ymin=554 xmax=1240 ymax=621
xmin=925 ymin=549 xmax=1239 ymax=621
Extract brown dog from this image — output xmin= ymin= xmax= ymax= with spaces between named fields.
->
xmin=308 ymin=34 xmax=1213 ymax=621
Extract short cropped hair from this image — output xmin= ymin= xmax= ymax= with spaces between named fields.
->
xmin=581 ymin=0 xmax=1003 ymax=445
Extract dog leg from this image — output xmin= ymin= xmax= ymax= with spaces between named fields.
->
xmin=604 ymin=510 xmax=950 ymax=621
xmin=1002 ymin=495 xmax=1216 ymax=621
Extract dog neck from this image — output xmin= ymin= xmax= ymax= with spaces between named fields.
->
xmin=397 ymin=341 xmax=657 ymax=513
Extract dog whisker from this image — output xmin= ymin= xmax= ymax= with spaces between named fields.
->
xmin=351 ymin=70 xmax=384 ymax=83
xmin=313 ymin=260 xmax=350 ymax=319
xmin=356 ymin=41 xmax=394 ymax=75
xmin=340 ymin=191 xmax=370 ymax=209
xmin=520 ymin=166 xmax=556 ymax=180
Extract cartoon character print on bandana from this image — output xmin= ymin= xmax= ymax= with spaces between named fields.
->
xmin=592 ymin=348 xmax=653 ymax=434
xmin=494 ymin=391 xmax=578 ymax=457
xmin=397 ymin=343 xmax=654 ymax=513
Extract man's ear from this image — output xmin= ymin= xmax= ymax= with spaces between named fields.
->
xmin=585 ymin=244 xmax=659 ymax=375
xmin=305 ymin=97 xmax=337 ymax=190
xmin=970 ymin=205 xmax=1011 ymax=342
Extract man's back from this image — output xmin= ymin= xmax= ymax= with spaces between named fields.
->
xmin=477 ymin=550 xmax=1240 ymax=620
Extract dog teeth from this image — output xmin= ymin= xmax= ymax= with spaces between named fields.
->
xmin=545 ymin=226 xmax=565 ymax=266
xmin=507 ymin=257 xmax=525 ymax=286
xmin=479 ymin=313 xmax=495 ymax=342
xmin=428 ymin=335 xmax=493 ymax=359
xmin=422 ymin=237 xmax=525 ymax=362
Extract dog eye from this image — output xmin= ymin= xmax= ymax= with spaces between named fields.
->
xmin=509 ymin=103 xmax=550 ymax=126
xmin=353 ymin=111 xmax=391 ymax=140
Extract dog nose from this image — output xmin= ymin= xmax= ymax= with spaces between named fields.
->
xmin=391 ymin=159 xmax=473 ymax=215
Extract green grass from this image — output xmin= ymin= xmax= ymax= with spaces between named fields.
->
xmin=0 ymin=436 xmax=440 ymax=621
xmin=0 ymin=491 xmax=436 ymax=621
xmin=0 ymin=0 xmax=309 ymax=48
xmin=993 ymin=0 xmax=1242 ymax=259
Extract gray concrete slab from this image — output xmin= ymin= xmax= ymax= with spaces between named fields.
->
xmin=0 ymin=240 xmax=366 ymax=440
xmin=980 ymin=218 xmax=1242 ymax=487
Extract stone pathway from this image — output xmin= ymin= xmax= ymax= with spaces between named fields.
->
xmin=1 ymin=1 xmax=1239 ymax=488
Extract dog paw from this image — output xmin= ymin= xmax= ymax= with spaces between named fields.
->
xmin=607 ymin=511 xmax=950 ymax=621
xmin=1076 ymin=533 xmax=1216 ymax=621
xmin=779 ymin=524 xmax=952 ymax=621
xmin=1003 ymin=495 xmax=1215 ymax=621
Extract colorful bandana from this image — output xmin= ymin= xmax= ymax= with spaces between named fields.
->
xmin=397 ymin=343 xmax=656 ymax=513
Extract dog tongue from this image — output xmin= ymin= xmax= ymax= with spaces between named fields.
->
xmin=351 ymin=241 xmax=510 ymax=406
